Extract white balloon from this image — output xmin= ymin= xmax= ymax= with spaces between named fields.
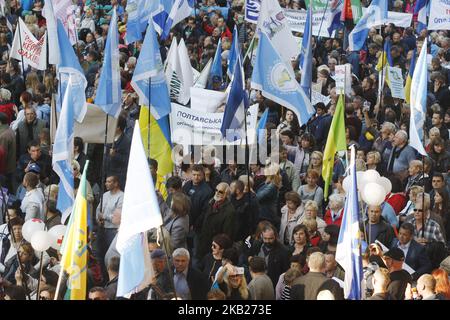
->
xmin=377 ymin=177 xmax=392 ymax=195
xmin=22 ymin=219 xmax=45 ymax=242
xmin=31 ymin=230 xmax=52 ymax=252
xmin=48 ymin=225 xmax=67 ymax=250
xmin=363 ymin=182 xmax=386 ymax=206
xmin=343 ymin=175 xmax=352 ymax=193
xmin=362 ymin=169 xmax=381 ymax=184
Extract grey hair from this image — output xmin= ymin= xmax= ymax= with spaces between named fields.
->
xmin=396 ymin=130 xmax=408 ymax=142
xmin=172 ymin=248 xmax=190 ymax=260
xmin=328 ymin=193 xmax=345 ymax=208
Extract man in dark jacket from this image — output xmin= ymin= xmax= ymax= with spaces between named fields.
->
xmin=172 ymin=248 xmax=209 ymax=300
xmin=391 ymin=223 xmax=432 ymax=281
xmin=16 ymin=140 xmax=52 ymax=185
xmin=105 ymin=115 xmax=131 ymax=190
xmin=0 ymin=112 xmax=16 ymax=191
xmin=231 ymin=179 xmax=260 ymax=242
xmin=364 ymin=205 xmax=395 ymax=248
xmin=248 ymin=224 xmax=290 ymax=286
xmin=197 ymin=182 xmax=235 ymax=260
xmin=16 ymin=105 xmax=46 ymax=157
xmin=383 ymin=248 xmax=412 ymax=300
xmin=182 ymin=164 xmax=214 ymax=233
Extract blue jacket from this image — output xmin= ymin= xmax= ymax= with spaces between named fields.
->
xmin=256 ymin=183 xmax=279 ymax=228
xmin=391 ymin=238 xmax=432 ymax=281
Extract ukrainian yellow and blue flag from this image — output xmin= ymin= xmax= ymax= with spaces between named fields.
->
xmin=404 ymin=49 xmax=416 ymax=104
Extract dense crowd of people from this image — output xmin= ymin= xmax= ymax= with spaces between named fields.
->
xmin=0 ymin=0 xmax=449 ymax=301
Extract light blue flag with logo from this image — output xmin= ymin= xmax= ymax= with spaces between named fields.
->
xmin=152 ymin=0 xmax=174 ymax=35
xmin=414 ymin=0 xmax=428 ymax=34
xmin=251 ymin=31 xmax=315 ymax=126
xmin=299 ymin=4 xmax=312 ymax=96
xmin=336 ymin=146 xmax=363 ymax=300
xmin=126 ymin=0 xmax=155 ymax=44
xmin=221 ymin=55 xmax=248 ymax=142
xmin=161 ymin=0 xmax=194 ymax=40
xmin=348 ymin=0 xmax=388 ymax=51
xmin=209 ymin=38 xmax=223 ymax=88
xmin=131 ymin=21 xmax=171 ymax=119
xmin=227 ymin=26 xmax=240 ymax=79
xmin=53 ymin=75 xmax=75 ymax=223
xmin=56 ymin=20 xmax=87 ymax=123
xmin=409 ymin=38 xmax=428 ymax=156
xmin=95 ymin=8 xmax=122 ymax=118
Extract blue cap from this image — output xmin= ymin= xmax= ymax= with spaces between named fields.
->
xmin=28 ymin=163 xmax=41 ymax=174
xmin=150 ymin=249 xmax=166 ymax=259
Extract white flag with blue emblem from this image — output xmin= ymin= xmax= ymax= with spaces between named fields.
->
xmin=251 ymin=31 xmax=314 ymax=127
xmin=348 ymin=0 xmax=388 ymax=51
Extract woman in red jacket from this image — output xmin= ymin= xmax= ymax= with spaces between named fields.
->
xmin=324 ymin=194 xmax=345 ymax=227
xmin=0 ymin=88 xmax=16 ymax=124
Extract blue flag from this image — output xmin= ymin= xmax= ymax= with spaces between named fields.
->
xmin=152 ymin=0 xmax=173 ymax=35
xmin=348 ymin=0 xmax=388 ymax=51
xmin=300 ymin=5 xmax=312 ymax=96
xmin=95 ymin=8 xmax=122 ymax=118
xmin=161 ymin=0 xmax=194 ymax=40
xmin=336 ymin=146 xmax=363 ymax=300
xmin=56 ymin=20 xmax=87 ymax=123
xmin=409 ymin=38 xmax=428 ymax=156
xmin=257 ymin=108 xmax=269 ymax=145
xmin=251 ymin=31 xmax=314 ymax=126
xmin=53 ymin=75 xmax=75 ymax=223
xmin=414 ymin=0 xmax=428 ymax=34
xmin=209 ymin=38 xmax=223 ymax=88
xmin=131 ymin=22 xmax=171 ymax=119
xmin=125 ymin=0 xmax=158 ymax=44
xmin=221 ymin=55 xmax=248 ymax=142
xmin=227 ymin=26 xmax=240 ymax=79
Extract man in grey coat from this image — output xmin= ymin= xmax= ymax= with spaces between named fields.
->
xmin=16 ymin=105 xmax=46 ymax=157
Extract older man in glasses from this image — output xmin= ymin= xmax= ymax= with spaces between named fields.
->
xmin=405 ymin=193 xmax=446 ymax=246
xmin=196 ymin=182 xmax=236 ymax=262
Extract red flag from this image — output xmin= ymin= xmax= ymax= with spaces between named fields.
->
xmin=340 ymin=0 xmax=353 ymax=22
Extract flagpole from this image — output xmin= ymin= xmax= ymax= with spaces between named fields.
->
xmin=147 ymin=79 xmax=151 ymax=161
xmin=99 ymin=114 xmax=109 ymax=225
xmin=377 ymin=25 xmax=386 ymax=121
xmin=316 ymin=0 xmax=329 ymax=42
xmin=421 ymin=34 xmax=430 ymax=239
xmin=0 ymin=185 xmax=32 ymax=300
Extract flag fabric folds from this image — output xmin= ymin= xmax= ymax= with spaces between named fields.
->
xmin=53 ymin=75 xmax=75 ymax=224
xmin=131 ymin=22 xmax=171 ymax=120
xmin=414 ymin=0 xmax=428 ymax=34
xmin=177 ymin=38 xmax=194 ymax=104
xmin=256 ymin=0 xmax=298 ymax=64
xmin=375 ymin=39 xmax=393 ymax=71
xmin=257 ymin=108 xmax=269 ymax=145
xmin=348 ymin=0 xmax=388 ymax=51
xmin=322 ymin=94 xmax=347 ymax=199
xmin=194 ymin=58 xmax=213 ymax=89
xmin=227 ymin=26 xmax=240 ymax=79
xmin=165 ymin=38 xmax=183 ymax=102
xmin=116 ymin=122 xmax=162 ymax=297
xmin=404 ymin=49 xmax=416 ymax=104
xmin=161 ymin=0 xmax=194 ymax=40
xmin=139 ymin=107 xmax=173 ymax=178
xmin=58 ymin=160 xmax=89 ymax=300
xmin=42 ymin=0 xmax=60 ymax=65
xmin=125 ymin=0 xmax=157 ymax=44
xmin=221 ymin=55 xmax=248 ymax=142
xmin=409 ymin=39 xmax=428 ymax=156
xmin=94 ymin=8 xmax=122 ymax=118
xmin=251 ymin=31 xmax=315 ymax=127
xmin=10 ymin=18 xmax=47 ymax=70
xmin=210 ymin=38 xmax=223 ymax=87
xmin=56 ymin=20 xmax=87 ymax=122
xmin=299 ymin=5 xmax=312 ymax=96
xmin=336 ymin=146 xmax=363 ymax=300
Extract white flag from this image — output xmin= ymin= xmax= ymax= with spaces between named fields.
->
xmin=256 ymin=0 xmax=298 ymax=64
xmin=43 ymin=0 xmax=60 ymax=65
xmin=165 ymin=38 xmax=183 ymax=103
xmin=194 ymin=58 xmax=213 ymax=89
xmin=177 ymin=38 xmax=194 ymax=105
xmin=10 ymin=18 xmax=47 ymax=70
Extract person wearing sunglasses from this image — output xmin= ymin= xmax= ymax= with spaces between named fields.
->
xmin=196 ymin=183 xmax=235 ymax=262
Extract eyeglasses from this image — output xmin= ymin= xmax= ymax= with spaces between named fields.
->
xmin=215 ymin=189 xmax=225 ymax=195
xmin=413 ymin=209 xmax=424 ymax=212
xmin=39 ymin=296 xmax=50 ymax=300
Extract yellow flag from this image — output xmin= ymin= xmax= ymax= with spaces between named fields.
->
xmin=322 ymin=95 xmax=347 ymax=199
xmin=58 ymin=161 xmax=89 ymax=300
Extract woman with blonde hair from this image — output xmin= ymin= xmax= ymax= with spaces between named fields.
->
xmin=366 ymin=150 xmax=382 ymax=171
xmin=308 ymin=151 xmax=323 ymax=173
xmin=43 ymin=73 xmax=56 ymax=95
xmin=297 ymin=169 xmax=324 ymax=215
xmin=299 ymin=200 xmax=327 ymax=236
xmin=218 ymin=264 xmax=250 ymax=300
xmin=256 ymin=164 xmax=282 ymax=228
xmin=25 ymin=72 xmax=41 ymax=96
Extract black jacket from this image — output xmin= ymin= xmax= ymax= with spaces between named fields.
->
xmin=231 ymin=192 xmax=260 ymax=242
xmin=182 ymin=181 xmax=213 ymax=231
xmin=365 ymin=220 xmax=395 ymax=248
xmin=186 ymin=266 xmax=210 ymax=300
xmin=391 ymin=239 xmax=432 ymax=281
xmin=248 ymin=240 xmax=290 ymax=286
xmin=105 ymin=133 xmax=131 ymax=189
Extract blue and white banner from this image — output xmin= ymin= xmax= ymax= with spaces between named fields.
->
xmin=245 ymin=0 xmax=261 ymax=24
xmin=428 ymin=0 xmax=450 ymax=30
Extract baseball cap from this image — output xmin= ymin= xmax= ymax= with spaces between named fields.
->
xmin=150 ymin=249 xmax=166 ymax=260
xmin=28 ymin=163 xmax=41 ymax=174
xmin=383 ymin=248 xmax=405 ymax=261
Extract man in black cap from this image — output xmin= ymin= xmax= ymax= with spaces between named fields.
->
xmin=147 ymin=249 xmax=174 ymax=300
xmin=383 ymin=247 xmax=412 ymax=300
